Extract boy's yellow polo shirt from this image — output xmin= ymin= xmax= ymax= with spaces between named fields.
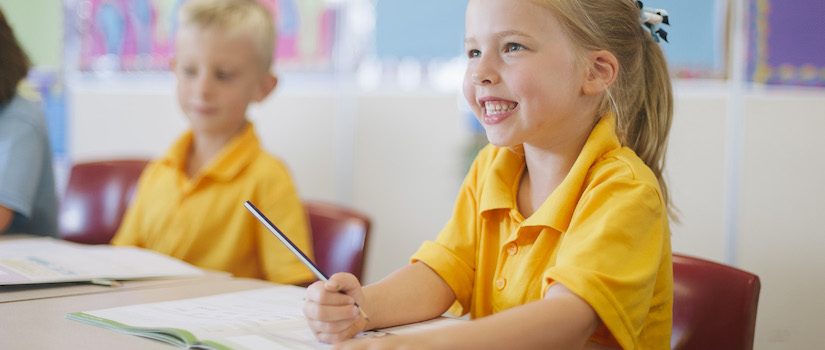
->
xmin=412 ymin=115 xmax=672 ymax=349
xmin=112 ymin=123 xmax=314 ymax=285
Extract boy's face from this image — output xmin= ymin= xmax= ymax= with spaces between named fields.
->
xmin=462 ymin=0 xmax=595 ymax=150
xmin=172 ymin=26 xmax=276 ymax=137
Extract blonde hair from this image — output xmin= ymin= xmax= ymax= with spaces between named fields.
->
xmin=178 ymin=0 xmax=276 ymax=71
xmin=539 ymin=0 xmax=674 ymax=216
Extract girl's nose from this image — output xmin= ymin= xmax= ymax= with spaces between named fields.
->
xmin=471 ymin=63 xmax=497 ymax=85
xmin=472 ymin=72 xmax=492 ymax=85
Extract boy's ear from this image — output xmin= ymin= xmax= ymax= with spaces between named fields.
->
xmin=582 ymin=50 xmax=618 ymax=96
xmin=255 ymin=72 xmax=278 ymax=102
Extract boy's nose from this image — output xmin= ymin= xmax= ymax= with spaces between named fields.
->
xmin=194 ymin=76 xmax=216 ymax=96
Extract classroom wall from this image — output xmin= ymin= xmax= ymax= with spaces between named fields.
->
xmin=7 ymin=0 xmax=825 ymax=347
xmin=69 ymin=83 xmax=825 ymax=349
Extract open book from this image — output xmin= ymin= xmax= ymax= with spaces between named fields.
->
xmin=0 ymin=237 xmax=203 ymax=285
xmin=68 ymin=285 xmax=466 ymax=350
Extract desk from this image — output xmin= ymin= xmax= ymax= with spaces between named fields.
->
xmin=0 ymin=277 xmax=278 ymax=349
xmin=0 ymin=269 xmax=232 ymax=303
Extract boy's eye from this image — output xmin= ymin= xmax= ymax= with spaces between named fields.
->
xmin=216 ymin=71 xmax=234 ymax=81
xmin=182 ymin=67 xmax=197 ymax=76
xmin=505 ymin=43 xmax=525 ymax=52
xmin=467 ymin=49 xmax=481 ymax=58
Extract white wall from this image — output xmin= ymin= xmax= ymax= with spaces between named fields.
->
xmin=69 ymin=82 xmax=825 ymax=349
xmin=738 ymin=93 xmax=825 ymax=348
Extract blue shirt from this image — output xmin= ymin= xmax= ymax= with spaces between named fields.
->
xmin=0 ymin=93 xmax=58 ymax=237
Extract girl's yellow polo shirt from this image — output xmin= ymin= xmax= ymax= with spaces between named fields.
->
xmin=112 ymin=123 xmax=314 ymax=285
xmin=412 ymin=116 xmax=672 ymax=349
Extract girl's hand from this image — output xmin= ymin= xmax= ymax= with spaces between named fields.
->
xmin=303 ymin=272 xmax=369 ymax=343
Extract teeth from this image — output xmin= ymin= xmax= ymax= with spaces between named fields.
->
xmin=484 ymin=101 xmax=517 ymax=114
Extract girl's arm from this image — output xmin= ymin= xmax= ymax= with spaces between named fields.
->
xmin=303 ymin=261 xmax=456 ymax=343
xmin=333 ymin=283 xmax=603 ymax=350
xmin=0 ymin=206 xmax=13 ymax=233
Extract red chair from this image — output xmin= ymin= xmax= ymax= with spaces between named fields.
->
xmin=305 ymin=200 xmax=371 ymax=281
xmin=58 ymin=160 xmax=149 ymax=244
xmin=671 ymin=253 xmax=761 ymax=350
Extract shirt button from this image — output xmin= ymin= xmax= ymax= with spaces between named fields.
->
xmin=507 ymin=242 xmax=518 ymax=255
xmin=495 ymin=278 xmax=506 ymax=290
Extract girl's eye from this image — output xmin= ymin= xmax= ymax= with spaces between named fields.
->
xmin=505 ymin=43 xmax=525 ymax=52
xmin=182 ymin=67 xmax=196 ymax=77
xmin=467 ymin=49 xmax=481 ymax=58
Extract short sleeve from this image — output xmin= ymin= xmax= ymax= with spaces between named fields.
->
xmin=543 ymin=178 xmax=669 ymax=349
xmin=255 ymin=162 xmax=315 ymax=285
xmin=411 ymin=154 xmax=485 ymax=316
xmin=0 ymin=119 xmax=44 ymax=218
xmin=111 ymin=164 xmax=154 ymax=247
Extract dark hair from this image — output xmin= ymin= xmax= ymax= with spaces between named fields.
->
xmin=0 ymin=8 xmax=31 ymax=105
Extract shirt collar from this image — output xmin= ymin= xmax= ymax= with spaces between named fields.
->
xmin=478 ymin=115 xmax=621 ymax=232
xmin=160 ymin=123 xmax=260 ymax=182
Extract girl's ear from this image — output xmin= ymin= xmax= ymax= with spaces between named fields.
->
xmin=255 ymin=72 xmax=278 ymax=102
xmin=582 ymin=50 xmax=619 ymax=96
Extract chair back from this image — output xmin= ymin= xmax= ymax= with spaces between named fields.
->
xmin=58 ymin=160 xmax=149 ymax=244
xmin=671 ymin=253 xmax=761 ymax=350
xmin=305 ymin=200 xmax=370 ymax=281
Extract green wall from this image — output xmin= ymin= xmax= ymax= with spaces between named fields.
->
xmin=0 ymin=0 xmax=62 ymax=68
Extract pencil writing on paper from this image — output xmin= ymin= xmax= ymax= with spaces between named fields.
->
xmin=243 ymin=200 xmax=369 ymax=321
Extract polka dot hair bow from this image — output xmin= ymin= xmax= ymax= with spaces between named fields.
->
xmin=636 ymin=1 xmax=670 ymax=43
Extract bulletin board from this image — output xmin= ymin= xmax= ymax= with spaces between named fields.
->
xmin=641 ymin=0 xmax=729 ymax=79
xmin=72 ymin=0 xmax=338 ymax=73
xmin=374 ymin=0 xmax=468 ymax=60
xmin=747 ymin=0 xmax=825 ymax=87
xmin=374 ymin=0 xmax=729 ymax=80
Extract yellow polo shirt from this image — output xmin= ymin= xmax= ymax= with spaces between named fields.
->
xmin=412 ymin=116 xmax=672 ymax=349
xmin=112 ymin=123 xmax=314 ymax=285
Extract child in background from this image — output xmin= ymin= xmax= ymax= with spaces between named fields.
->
xmin=112 ymin=0 xmax=314 ymax=285
xmin=304 ymin=0 xmax=674 ymax=348
xmin=0 ymin=8 xmax=58 ymax=238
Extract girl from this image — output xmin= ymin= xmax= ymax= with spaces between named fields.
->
xmin=0 ymin=8 xmax=59 ymax=238
xmin=303 ymin=0 xmax=673 ymax=348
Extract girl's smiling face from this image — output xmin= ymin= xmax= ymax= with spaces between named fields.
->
xmin=463 ymin=0 xmax=598 ymax=151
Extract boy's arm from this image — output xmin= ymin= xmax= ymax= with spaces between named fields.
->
xmin=256 ymin=165 xmax=315 ymax=285
xmin=110 ymin=166 xmax=151 ymax=246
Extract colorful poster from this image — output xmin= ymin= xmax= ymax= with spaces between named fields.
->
xmin=20 ymin=70 xmax=66 ymax=158
xmin=74 ymin=0 xmax=337 ymax=72
xmin=748 ymin=0 xmax=825 ymax=87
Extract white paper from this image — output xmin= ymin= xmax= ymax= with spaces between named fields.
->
xmin=71 ymin=285 xmax=466 ymax=349
xmin=0 ymin=237 xmax=203 ymax=285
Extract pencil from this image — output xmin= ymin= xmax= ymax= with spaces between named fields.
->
xmin=244 ymin=201 xmax=370 ymax=321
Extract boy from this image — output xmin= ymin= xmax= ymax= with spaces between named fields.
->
xmin=112 ymin=0 xmax=314 ymax=285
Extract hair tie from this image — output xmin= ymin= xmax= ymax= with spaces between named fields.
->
xmin=636 ymin=1 xmax=669 ymax=43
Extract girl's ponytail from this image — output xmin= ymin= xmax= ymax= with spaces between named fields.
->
xmin=543 ymin=0 xmax=675 ymax=217
xmin=621 ymin=28 xmax=674 ymax=212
